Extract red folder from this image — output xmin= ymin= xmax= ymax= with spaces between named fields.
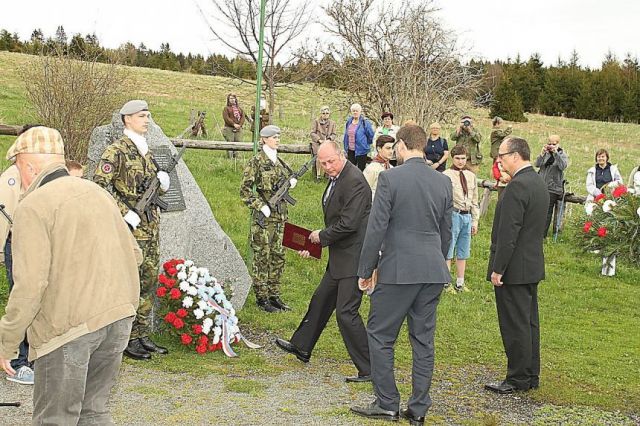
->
xmin=283 ymin=222 xmax=322 ymax=259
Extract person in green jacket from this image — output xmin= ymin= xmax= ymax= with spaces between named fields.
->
xmin=451 ymin=115 xmax=482 ymax=174
xmin=490 ymin=116 xmax=513 ymax=161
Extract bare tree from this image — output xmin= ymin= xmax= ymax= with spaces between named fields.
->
xmin=197 ymin=0 xmax=313 ymax=115
xmin=324 ymin=0 xmax=483 ymax=126
xmin=22 ymin=46 xmax=131 ymax=162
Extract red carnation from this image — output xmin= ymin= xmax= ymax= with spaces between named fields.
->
xmin=612 ymin=185 xmax=628 ymax=198
xmin=192 ymin=324 xmax=203 ymax=334
xmin=156 ymin=287 xmax=168 ymax=297
xmin=173 ymin=318 xmax=185 ymax=329
xmin=196 ymin=344 xmax=207 ymax=354
xmin=176 ymin=308 xmax=188 ymax=318
xmin=597 ymin=227 xmax=607 ymax=238
xmin=164 ymin=312 xmax=177 ymax=323
xmin=169 ymin=288 xmax=181 ymax=300
xmin=180 ymin=334 xmax=193 ymax=345
xmin=163 ymin=261 xmax=173 ymax=271
xmin=198 ymin=335 xmax=208 ymax=345
xmin=594 ymin=193 xmax=606 ymax=203
xmin=208 ymin=344 xmax=217 ymax=352
xmin=166 ymin=278 xmax=176 ymax=288
xmin=583 ymin=221 xmax=593 ymax=233
xmin=167 ymin=267 xmax=178 ymax=276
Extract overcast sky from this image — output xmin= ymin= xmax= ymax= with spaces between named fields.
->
xmin=1 ymin=0 xmax=638 ymax=69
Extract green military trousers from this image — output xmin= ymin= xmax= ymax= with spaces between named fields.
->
xmin=250 ymin=218 xmax=285 ymax=300
xmin=130 ymin=236 xmax=160 ymax=339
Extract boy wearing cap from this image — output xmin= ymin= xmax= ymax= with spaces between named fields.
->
xmin=240 ymin=125 xmax=298 ymax=313
xmin=310 ymin=106 xmax=337 ymax=180
xmin=451 ymin=115 xmax=483 ymax=174
xmin=93 ymin=100 xmax=171 ymax=360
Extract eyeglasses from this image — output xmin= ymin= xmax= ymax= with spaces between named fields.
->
xmin=497 ymin=151 xmax=516 ymax=158
xmin=321 ymin=111 xmax=330 ymax=114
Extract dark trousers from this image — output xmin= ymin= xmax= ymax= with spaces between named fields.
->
xmin=4 ymin=237 xmax=30 ymax=370
xmin=494 ymin=283 xmax=540 ymax=390
xmin=290 ymin=269 xmax=370 ymax=376
xmin=367 ymin=283 xmax=443 ymax=416
xmin=544 ymin=192 xmax=563 ymax=237
xmin=347 ymin=150 xmax=367 ymax=171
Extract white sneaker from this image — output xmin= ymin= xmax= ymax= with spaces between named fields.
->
xmin=6 ymin=365 xmax=34 ymax=385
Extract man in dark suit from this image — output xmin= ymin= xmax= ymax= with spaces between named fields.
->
xmin=351 ymin=125 xmax=452 ymax=425
xmin=275 ymin=141 xmax=372 ymax=382
xmin=485 ymin=136 xmax=549 ymax=394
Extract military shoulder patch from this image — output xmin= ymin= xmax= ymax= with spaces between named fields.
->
xmin=101 ymin=162 xmax=114 ymax=174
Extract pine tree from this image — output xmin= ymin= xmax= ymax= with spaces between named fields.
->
xmin=490 ymin=76 xmax=527 ymax=122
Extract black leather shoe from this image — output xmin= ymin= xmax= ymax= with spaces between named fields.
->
xmin=350 ymin=401 xmax=399 ymax=421
xmin=401 ymin=408 xmax=425 ymax=426
xmin=139 ymin=336 xmax=169 ymax=354
xmin=124 ymin=338 xmax=151 ymax=361
xmin=269 ymin=296 xmax=291 ymax=311
xmin=484 ymin=380 xmax=528 ymax=394
xmin=257 ymin=298 xmax=279 ymax=313
xmin=345 ymin=374 xmax=372 ymax=383
xmin=274 ymin=338 xmax=310 ymax=363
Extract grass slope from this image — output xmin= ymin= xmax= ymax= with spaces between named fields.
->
xmin=0 ymin=51 xmax=638 ymax=415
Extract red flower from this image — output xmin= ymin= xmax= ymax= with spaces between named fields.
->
xmin=208 ymin=344 xmax=217 ymax=352
xmin=173 ymin=318 xmax=185 ymax=329
xmin=583 ymin=221 xmax=593 ymax=233
xmin=166 ymin=278 xmax=176 ymax=288
xmin=176 ymin=308 xmax=188 ymax=318
xmin=192 ymin=324 xmax=203 ymax=334
xmin=166 ymin=267 xmax=178 ymax=276
xmin=196 ymin=344 xmax=207 ymax=354
xmin=169 ymin=288 xmax=181 ymax=300
xmin=612 ymin=185 xmax=628 ymax=198
xmin=198 ymin=335 xmax=208 ymax=345
xmin=597 ymin=227 xmax=607 ymax=238
xmin=180 ymin=333 xmax=193 ymax=345
xmin=594 ymin=193 xmax=606 ymax=203
xmin=163 ymin=260 xmax=173 ymax=271
xmin=164 ymin=312 xmax=177 ymax=323
xmin=156 ymin=287 xmax=168 ymax=297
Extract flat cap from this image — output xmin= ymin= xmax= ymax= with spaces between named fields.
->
xmin=6 ymin=126 xmax=65 ymax=160
xmin=119 ymin=99 xmax=149 ymax=115
xmin=260 ymin=125 xmax=281 ymax=138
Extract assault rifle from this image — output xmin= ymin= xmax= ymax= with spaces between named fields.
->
xmin=256 ymin=156 xmax=316 ymax=229
xmin=135 ymin=144 xmax=187 ymax=221
xmin=0 ymin=204 xmax=12 ymax=225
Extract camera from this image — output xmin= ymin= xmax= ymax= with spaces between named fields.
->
xmin=462 ymin=120 xmax=471 ymax=127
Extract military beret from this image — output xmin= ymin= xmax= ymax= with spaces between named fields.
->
xmin=119 ymin=100 xmax=149 ymax=115
xmin=6 ymin=126 xmax=65 ymax=160
xmin=260 ymin=125 xmax=281 ymax=138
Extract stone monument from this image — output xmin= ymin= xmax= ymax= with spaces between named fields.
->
xmin=87 ymin=114 xmax=252 ymax=309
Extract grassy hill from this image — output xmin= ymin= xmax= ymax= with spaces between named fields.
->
xmin=0 ymin=51 xmax=639 ymax=418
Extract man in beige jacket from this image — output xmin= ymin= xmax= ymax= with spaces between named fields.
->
xmin=0 ymin=126 xmax=142 ymax=424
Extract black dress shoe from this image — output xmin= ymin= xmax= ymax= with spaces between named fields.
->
xmin=269 ymin=296 xmax=291 ymax=311
xmin=256 ymin=298 xmax=280 ymax=313
xmin=484 ymin=380 xmax=528 ymax=394
xmin=124 ymin=338 xmax=151 ymax=361
xmin=345 ymin=374 xmax=372 ymax=383
xmin=274 ymin=338 xmax=310 ymax=363
xmin=401 ymin=408 xmax=425 ymax=426
xmin=139 ymin=336 xmax=169 ymax=354
xmin=350 ymin=401 xmax=399 ymax=421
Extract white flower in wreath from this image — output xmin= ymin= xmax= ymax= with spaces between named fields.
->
xmin=230 ymin=325 xmax=240 ymax=334
xmin=177 ymin=271 xmax=187 ymax=280
xmin=213 ymin=283 xmax=222 ymax=293
xmin=176 ymin=263 xmax=185 ymax=271
xmin=585 ymin=202 xmax=596 ymax=216
xmin=182 ymin=296 xmax=194 ymax=308
xmin=223 ymin=300 xmax=233 ymax=311
xmin=213 ymin=326 xmax=222 ymax=336
xmin=187 ymin=286 xmax=198 ymax=296
xmin=602 ymin=200 xmax=617 ymax=213
xmin=199 ymin=267 xmax=209 ymax=277
xmin=228 ymin=308 xmax=236 ymax=317
xmin=179 ymin=281 xmax=190 ymax=292
xmin=212 ymin=335 xmax=220 ymax=345
xmin=184 ymin=260 xmax=194 ymax=267
xmin=202 ymin=326 xmax=211 ymax=335
xmin=215 ymin=316 xmax=223 ymax=326
xmin=193 ymin=308 xmax=205 ymax=319
xmin=198 ymin=276 xmax=207 ymax=285
xmin=214 ymin=293 xmax=224 ymax=303
xmin=197 ymin=300 xmax=208 ymax=311
xmin=202 ymin=318 xmax=213 ymax=329
xmin=187 ymin=273 xmax=198 ymax=285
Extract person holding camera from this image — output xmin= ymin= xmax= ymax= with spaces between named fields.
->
xmin=534 ymin=135 xmax=569 ymax=238
xmin=424 ymin=122 xmax=449 ymax=172
xmin=450 ymin=115 xmax=482 ymax=174
xmin=490 ymin=117 xmax=513 ymax=161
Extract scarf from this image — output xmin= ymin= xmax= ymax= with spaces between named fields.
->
xmin=124 ymin=129 xmax=149 ymax=156
xmin=451 ymin=165 xmax=468 ymax=197
xmin=232 ymin=105 xmax=241 ymax=122
xmin=262 ymin=144 xmax=278 ymax=164
xmin=373 ymin=153 xmax=390 ymax=170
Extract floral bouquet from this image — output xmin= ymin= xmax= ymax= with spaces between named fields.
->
xmin=580 ymin=185 xmax=640 ymax=267
xmin=157 ymin=259 xmax=260 ymax=356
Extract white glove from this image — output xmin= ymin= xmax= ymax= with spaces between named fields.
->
xmin=124 ymin=210 xmax=141 ymax=230
xmin=157 ymin=171 xmax=170 ymax=191
xmin=289 ymin=177 xmax=298 ymax=189
xmin=260 ymin=205 xmax=271 ymax=218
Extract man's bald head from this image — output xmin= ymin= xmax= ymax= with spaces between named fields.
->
xmin=318 ymin=141 xmax=346 ymax=178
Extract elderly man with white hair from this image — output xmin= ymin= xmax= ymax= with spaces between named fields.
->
xmin=343 ymin=103 xmax=375 ymax=171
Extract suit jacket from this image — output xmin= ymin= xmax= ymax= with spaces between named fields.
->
xmin=486 ymin=165 xmax=549 ymax=284
xmin=358 ymin=157 xmax=453 ymax=285
xmin=319 ymin=161 xmax=372 ymax=279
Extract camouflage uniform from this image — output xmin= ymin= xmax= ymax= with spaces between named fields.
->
xmin=451 ymin=128 xmax=483 ymax=165
xmin=93 ymin=135 xmax=160 ymax=339
xmin=490 ymin=127 xmax=513 ymax=160
xmin=240 ymin=150 xmax=292 ymax=301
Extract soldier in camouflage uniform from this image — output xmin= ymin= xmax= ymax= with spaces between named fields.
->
xmin=450 ymin=115 xmax=483 ymax=174
xmin=240 ymin=125 xmax=298 ymax=313
xmin=93 ymin=100 xmax=171 ymax=360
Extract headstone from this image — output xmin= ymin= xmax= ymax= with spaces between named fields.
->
xmin=87 ymin=113 xmax=252 ymax=309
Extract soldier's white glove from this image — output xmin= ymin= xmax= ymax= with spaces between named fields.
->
xmin=260 ymin=205 xmax=271 ymax=218
xmin=157 ymin=171 xmax=170 ymax=191
xmin=289 ymin=177 xmax=298 ymax=189
xmin=124 ymin=210 xmax=141 ymax=230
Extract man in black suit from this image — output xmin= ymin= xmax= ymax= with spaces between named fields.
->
xmin=351 ymin=125 xmax=453 ymax=426
xmin=485 ymin=136 xmax=549 ymax=394
xmin=275 ymin=141 xmax=371 ymax=382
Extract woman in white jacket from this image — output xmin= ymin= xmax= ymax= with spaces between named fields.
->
xmin=585 ymin=148 xmax=623 ymax=200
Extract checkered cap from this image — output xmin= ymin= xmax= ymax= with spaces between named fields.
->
xmin=6 ymin=126 xmax=65 ymax=160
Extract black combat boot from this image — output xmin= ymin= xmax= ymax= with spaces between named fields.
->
xmin=256 ymin=298 xmax=279 ymax=313
xmin=269 ymin=296 xmax=291 ymax=311
xmin=139 ymin=336 xmax=169 ymax=354
xmin=124 ymin=338 xmax=152 ymax=360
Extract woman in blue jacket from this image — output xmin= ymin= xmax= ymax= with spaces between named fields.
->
xmin=343 ymin=103 xmax=375 ymax=171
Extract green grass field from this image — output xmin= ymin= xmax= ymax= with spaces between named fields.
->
xmin=0 ymin=51 xmax=638 ymax=416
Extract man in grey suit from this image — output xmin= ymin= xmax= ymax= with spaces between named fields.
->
xmin=351 ymin=125 xmax=453 ymax=425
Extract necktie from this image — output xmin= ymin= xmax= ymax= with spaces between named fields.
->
xmin=323 ymin=178 xmax=336 ymax=205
